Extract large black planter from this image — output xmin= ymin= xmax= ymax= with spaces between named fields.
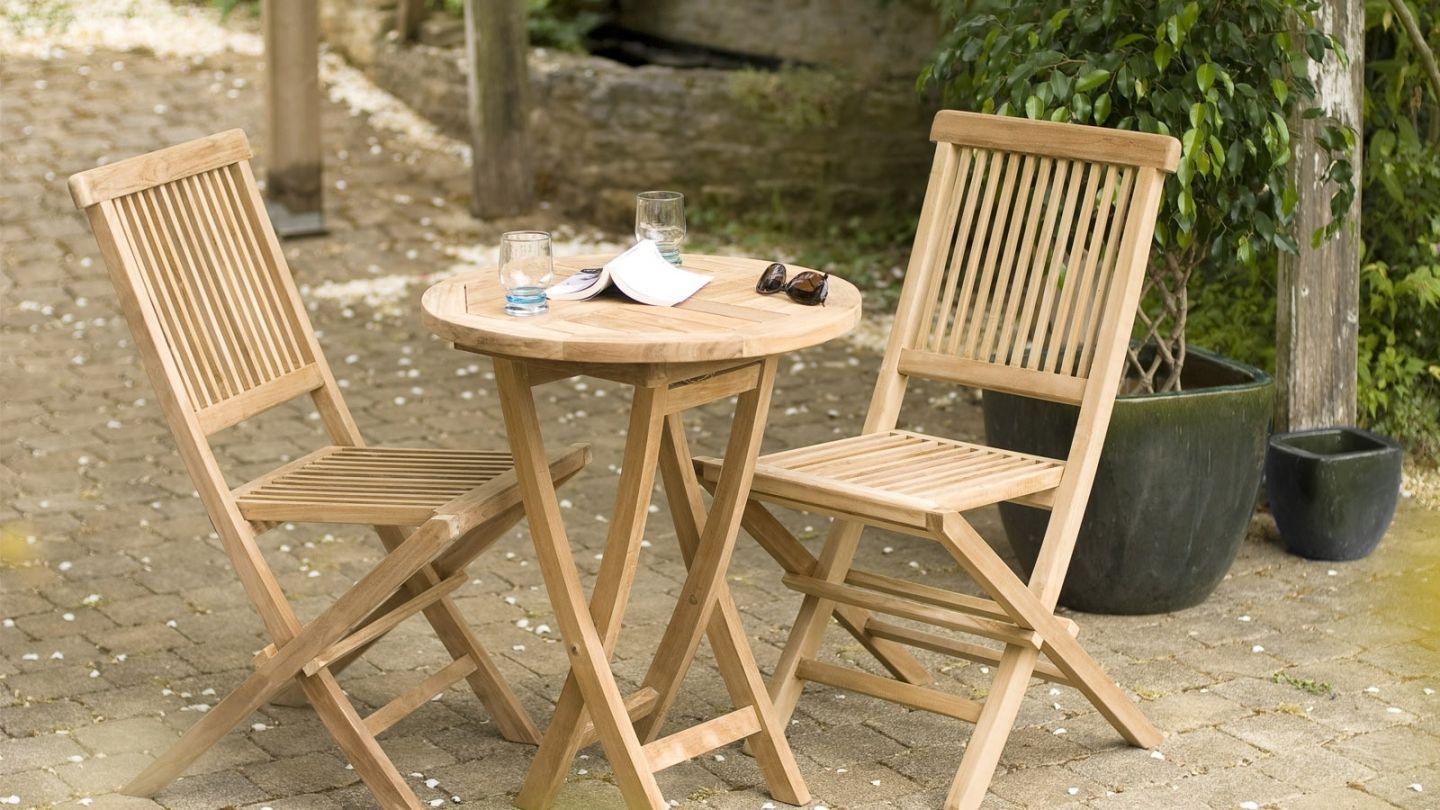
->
xmin=1265 ymin=427 xmax=1402 ymax=561
xmin=982 ymin=347 xmax=1274 ymax=614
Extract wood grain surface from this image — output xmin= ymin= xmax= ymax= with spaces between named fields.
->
xmin=422 ymin=254 xmax=861 ymax=364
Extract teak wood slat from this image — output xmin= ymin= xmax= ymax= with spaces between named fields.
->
xmin=70 ymin=130 xmax=593 ymax=809
xmin=641 ymin=707 xmax=761 ymax=772
xmin=364 ymin=655 xmax=479 ymax=737
xmin=691 ymin=110 xmax=1180 ymax=810
xmin=796 ymin=659 xmax=983 ymax=722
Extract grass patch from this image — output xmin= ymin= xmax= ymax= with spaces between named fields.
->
xmin=1271 ymin=671 xmax=1334 ymax=698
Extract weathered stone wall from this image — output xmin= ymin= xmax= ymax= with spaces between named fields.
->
xmin=616 ymin=0 xmax=940 ymax=78
xmin=319 ymin=1 xmax=937 ymax=225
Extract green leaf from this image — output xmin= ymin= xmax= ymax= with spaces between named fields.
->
xmin=1270 ymin=78 xmax=1288 ymax=105
xmin=1370 ymin=129 xmax=1396 ymax=157
xmin=1047 ymin=8 xmax=1071 ymax=34
xmin=1076 ymin=68 xmax=1111 ymax=92
xmin=1049 ymin=71 xmax=1073 ymax=99
xmin=1181 ymin=127 xmax=1200 ymax=154
xmin=1271 ymin=111 xmax=1291 ymax=153
xmin=1180 ymin=2 xmax=1200 ymax=31
xmin=1197 ymin=63 xmax=1216 ymax=93
xmin=1208 ymin=135 xmax=1226 ymax=174
xmin=1024 ymin=94 xmax=1044 ymax=119
xmin=1177 ymin=189 xmax=1195 ymax=222
xmin=1093 ymin=92 xmax=1112 ymax=125
xmin=1154 ymin=42 xmax=1173 ymax=72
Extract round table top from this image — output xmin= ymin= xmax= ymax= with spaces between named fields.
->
xmin=421 ymin=253 xmax=862 ymax=365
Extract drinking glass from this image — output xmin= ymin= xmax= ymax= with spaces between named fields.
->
xmin=499 ymin=230 xmax=554 ymax=317
xmin=635 ymin=190 xmax=686 ymax=265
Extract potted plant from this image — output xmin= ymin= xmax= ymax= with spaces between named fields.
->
xmin=1265 ymin=427 xmax=1403 ymax=561
xmin=923 ymin=0 xmax=1356 ymax=613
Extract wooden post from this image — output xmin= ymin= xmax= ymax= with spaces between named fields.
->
xmin=464 ymin=0 xmax=534 ymax=218
xmin=262 ymin=0 xmax=326 ymax=237
xmin=1276 ymin=0 xmax=1364 ymax=431
xmin=396 ymin=0 xmax=427 ymax=43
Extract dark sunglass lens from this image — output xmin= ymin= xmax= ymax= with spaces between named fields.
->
xmin=786 ymin=272 xmax=829 ymax=305
xmin=756 ymin=262 xmax=787 ymax=294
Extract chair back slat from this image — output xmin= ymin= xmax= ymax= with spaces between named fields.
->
xmin=96 ymin=162 xmax=318 ymax=423
xmin=885 ymin=112 xmax=1178 ymax=404
xmin=72 ymin=132 xmax=334 ymax=437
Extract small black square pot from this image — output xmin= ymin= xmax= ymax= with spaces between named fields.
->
xmin=1264 ymin=427 xmax=1402 ymax=561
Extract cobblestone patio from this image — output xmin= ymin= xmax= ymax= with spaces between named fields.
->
xmin=2 ymin=5 xmax=1438 ymax=809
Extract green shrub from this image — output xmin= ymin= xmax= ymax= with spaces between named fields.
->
xmin=440 ymin=0 xmax=603 ymax=52
xmin=1354 ymin=1 xmax=1440 ymax=460
xmin=922 ymin=0 xmax=1356 ymax=393
xmin=1189 ymin=2 xmax=1440 ymax=462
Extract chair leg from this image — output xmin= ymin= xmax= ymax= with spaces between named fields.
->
xmin=944 ymin=645 xmax=1038 ymax=810
xmin=299 ymin=668 xmax=424 ymax=809
xmin=124 ymin=654 xmax=299 ymax=796
xmin=267 ymin=586 xmax=415 ymax=709
xmin=934 ymin=513 xmax=1161 ymax=749
xmin=127 ymin=519 xmax=454 ymax=798
xmin=374 ymin=525 xmax=541 ymax=745
xmin=738 ymin=500 xmax=933 ymax=686
xmin=765 ymin=519 xmax=867 ymax=731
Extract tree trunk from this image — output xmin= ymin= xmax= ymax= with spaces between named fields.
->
xmin=396 ymin=0 xmax=428 ymax=43
xmin=262 ymin=0 xmax=325 ymax=237
xmin=465 ymin=0 xmax=534 ymax=218
xmin=1276 ymin=0 xmax=1364 ymax=431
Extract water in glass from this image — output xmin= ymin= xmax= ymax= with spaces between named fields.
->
xmin=635 ymin=190 xmax=685 ymax=265
xmin=499 ymin=230 xmax=554 ymax=316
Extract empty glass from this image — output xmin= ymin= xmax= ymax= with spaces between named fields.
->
xmin=499 ymin=230 xmax=554 ymax=317
xmin=635 ymin=190 xmax=686 ymax=265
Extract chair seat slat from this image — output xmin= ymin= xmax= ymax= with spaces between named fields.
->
xmin=234 ymin=446 xmax=526 ymax=525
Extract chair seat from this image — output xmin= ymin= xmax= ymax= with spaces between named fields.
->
xmin=697 ymin=430 xmax=1063 ymax=529
xmin=234 ymin=446 xmax=521 ymax=526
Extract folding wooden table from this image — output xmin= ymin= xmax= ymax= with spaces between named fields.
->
xmin=421 ymin=254 xmax=861 ymax=809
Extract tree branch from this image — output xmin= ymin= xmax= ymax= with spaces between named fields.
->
xmin=1388 ymin=0 xmax=1440 ymax=135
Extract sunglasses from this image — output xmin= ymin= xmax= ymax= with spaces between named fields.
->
xmin=755 ymin=262 xmax=829 ymax=306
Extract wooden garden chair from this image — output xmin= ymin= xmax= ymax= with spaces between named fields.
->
xmin=69 ymin=130 xmax=589 ymax=809
xmin=696 ymin=111 xmax=1180 ymax=809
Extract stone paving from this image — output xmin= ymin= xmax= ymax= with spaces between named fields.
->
xmin=2 ymin=5 xmax=1439 ymax=809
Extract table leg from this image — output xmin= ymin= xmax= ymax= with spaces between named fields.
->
xmin=635 ymin=360 xmax=809 ymax=806
xmin=515 ymin=379 xmax=669 ymax=808
xmin=493 ymin=359 xmax=667 ymax=810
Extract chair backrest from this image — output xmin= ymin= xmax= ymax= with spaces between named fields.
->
xmin=71 ymin=131 xmax=360 ymax=639
xmin=69 ymin=130 xmax=356 ymax=440
xmin=868 ymin=111 xmax=1179 ymax=600
xmin=867 ymin=111 xmax=1179 ymax=429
